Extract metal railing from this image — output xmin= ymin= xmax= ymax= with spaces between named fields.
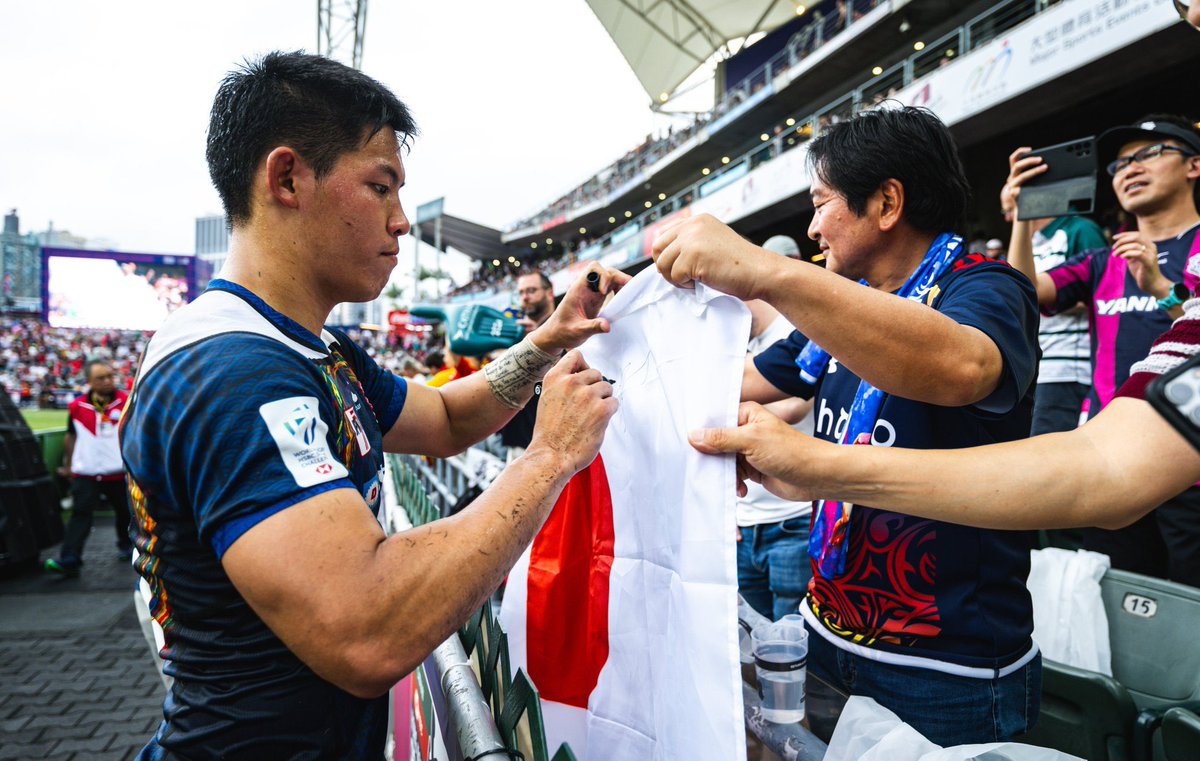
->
xmin=388 ymin=453 xmax=577 ymax=761
xmin=486 ymin=0 xmax=1063 ymax=285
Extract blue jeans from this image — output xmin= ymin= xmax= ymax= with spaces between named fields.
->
xmin=737 ymin=515 xmax=812 ymax=621
xmin=806 ymin=622 xmax=1042 ymax=745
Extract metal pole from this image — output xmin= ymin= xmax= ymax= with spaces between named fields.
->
xmin=432 ymin=635 xmax=511 ymax=758
xmin=434 ymin=215 xmax=443 ymax=300
xmin=412 ymin=223 xmax=421 ymax=304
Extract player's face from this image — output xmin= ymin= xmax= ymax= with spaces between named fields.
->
xmin=807 ymin=176 xmax=881 ymax=282
xmin=306 ymin=129 xmax=409 ymax=304
xmin=1112 ymin=138 xmax=1199 ymax=217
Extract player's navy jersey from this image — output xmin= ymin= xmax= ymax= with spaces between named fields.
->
xmin=1047 ymin=222 xmax=1200 ymax=419
xmin=121 ymin=279 xmax=407 ymax=760
xmin=755 ymin=254 xmax=1040 ymax=677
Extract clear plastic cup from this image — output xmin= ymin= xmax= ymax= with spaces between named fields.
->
xmin=751 ymin=616 xmax=808 ymax=723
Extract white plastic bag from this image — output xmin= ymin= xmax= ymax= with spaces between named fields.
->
xmin=825 ymin=697 xmax=1083 ymax=761
xmin=1026 ymin=547 xmax=1112 ymax=675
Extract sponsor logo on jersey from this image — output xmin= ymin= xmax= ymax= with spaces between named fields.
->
xmin=814 ymin=397 xmax=898 ymax=447
xmin=1096 ymin=295 xmax=1160 ymax=316
xmin=260 ymin=396 xmax=348 ymax=487
xmin=282 ymin=402 xmax=319 ymax=445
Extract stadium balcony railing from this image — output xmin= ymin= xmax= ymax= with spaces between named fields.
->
xmin=503 ymin=0 xmax=1062 ymax=239
xmin=463 ymin=0 xmax=1063 ymax=305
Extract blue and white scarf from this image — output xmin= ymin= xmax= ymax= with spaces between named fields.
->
xmin=800 ymin=232 xmax=963 ymax=578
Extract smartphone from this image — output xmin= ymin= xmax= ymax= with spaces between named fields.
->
xmin=1145 ymin=353 xmax=1200 ymax=453
xmin=1016 ymin=136 xmax=1097 ymax=221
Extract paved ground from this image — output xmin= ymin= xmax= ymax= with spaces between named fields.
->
xmin=0 ymin=521 xmax=165 ymax=760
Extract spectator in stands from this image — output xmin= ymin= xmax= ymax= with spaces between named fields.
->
xmin=1000 ymin=152 xmax=1109 ymax=438
xmin=121 ymin=51 xmax=626 ymax=759
xmin=690 ymin=293 xmax=1200 ymax=558
xmin=735 ymin=235 xmax=814 ymax=621
xmin=43 ymin=360 xmax=131 ymax=577
xmin=427 ymin=349 xmax=480 ymax=387
xmin=653 ymin=106 xmax=1041 ymax=745
xmin=1004 ymin=115 xmax=1200 ymax=585
xmin=498 ymin=271 xmax=556 ymax=460
xmin=984 ymin=237 xmax=1005 ymax=259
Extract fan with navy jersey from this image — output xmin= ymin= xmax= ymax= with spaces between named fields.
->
xmin=754 ymin=253 xmax=1040 ymax=674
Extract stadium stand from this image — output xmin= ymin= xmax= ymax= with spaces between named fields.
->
xmin=438 ymin=0 xmax=1199 ymax=305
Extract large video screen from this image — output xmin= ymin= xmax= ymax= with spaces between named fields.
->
xmin=42 ymin=248 xmax=196 ymax=331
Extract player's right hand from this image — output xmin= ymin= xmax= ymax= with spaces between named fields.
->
xmin=529 ymin=350 xmax=618 ymax=476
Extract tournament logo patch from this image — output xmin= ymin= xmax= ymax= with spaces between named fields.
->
xmin=260 ymin=396 xmax=349 ymax=487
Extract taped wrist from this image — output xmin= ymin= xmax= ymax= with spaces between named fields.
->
xmin=483 ymin=336 xmax=559 ymax=409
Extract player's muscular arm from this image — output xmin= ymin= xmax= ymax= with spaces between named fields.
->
xmin=222 ymin=452 xmax=569 ymax=698
xmin=224 ymin=352 xmax=617 ymax=698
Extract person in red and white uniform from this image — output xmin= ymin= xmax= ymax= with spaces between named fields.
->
xmin=44 ymin=359 xmax=131 ymax=576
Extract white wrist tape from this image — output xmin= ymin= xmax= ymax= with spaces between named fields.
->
xmin=483 ymin=336 xmax=559 ymax=409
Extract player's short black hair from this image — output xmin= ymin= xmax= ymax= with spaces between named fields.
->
xmin=807 ymin=105 xmax=970 ymax=234
xmin=206 ymin=51 xmax=417 ymax=226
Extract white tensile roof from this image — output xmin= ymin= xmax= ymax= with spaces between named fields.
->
xmin=585 ymin=0 xmax=801 ymax=104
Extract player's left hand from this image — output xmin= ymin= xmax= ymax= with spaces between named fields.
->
xmin=529 ymin=264 xmax=631 ymax=353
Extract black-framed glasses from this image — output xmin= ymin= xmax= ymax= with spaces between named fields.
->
xmin=1107 ymin=143 xmax=1198 ymax=176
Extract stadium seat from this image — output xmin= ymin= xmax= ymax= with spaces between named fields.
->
xmin=1101 ymin=570 xmax=1200 ymax=708
xmin=1020 ymin=569 xmax=1200 ymax=761
xmin=1017 ymin=659 xmax=1138 ymax=761
xmin=1160 ymin=708 xmax=1200 ymax=761
xmin=1101 ymin=570 xmax=1200 ymax=761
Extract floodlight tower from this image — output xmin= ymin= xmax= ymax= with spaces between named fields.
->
xmin=317 ymin=0 xmax=368 ymax=69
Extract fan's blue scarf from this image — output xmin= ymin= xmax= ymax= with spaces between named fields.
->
xmin=799 ymin=232 xmax=963 ymax=579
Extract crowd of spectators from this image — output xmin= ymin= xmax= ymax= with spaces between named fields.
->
xmin=1 ymin=319 xmax=448 ymax=409
xmin=505 ymin=0 xmax=884 ymax=236
xmin=447 ymin=250 xmax=574 ymax=299
xmin=1 ymin=320 xmax=147 ymax=408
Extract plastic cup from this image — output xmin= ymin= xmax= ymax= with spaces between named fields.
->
xmin=751 ymin=616 xmax=808 ymax=723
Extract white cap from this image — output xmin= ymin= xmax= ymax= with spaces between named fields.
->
xmin=986 ymin=238 xmax=1004 ymax=250
xmin=762 ymin=235 xmax=800 ymax=258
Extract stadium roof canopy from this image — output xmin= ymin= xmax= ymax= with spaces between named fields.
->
xmin=585 ymin=0 xmax=801 ymax=104
xmin=411 ymin=213 xmax=513 ymax=262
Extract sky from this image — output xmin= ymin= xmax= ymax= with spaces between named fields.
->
xmin=0 ymin=0 xmax=689 ymax=288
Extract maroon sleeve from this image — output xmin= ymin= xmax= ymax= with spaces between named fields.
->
xmin=1115 ymin=305 xmax=1200 ymax=400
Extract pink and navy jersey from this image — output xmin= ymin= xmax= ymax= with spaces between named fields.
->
xmin=1046 ymin=223 xmax=1200 ymax=420
xmin=754 ymin=255 xmax=1040 ymax=677
xmin=121 ymin=279 xmax=407 ymax=760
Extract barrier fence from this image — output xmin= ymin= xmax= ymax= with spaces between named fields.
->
xmin=388 ymin=453 xmax=577 ymax=761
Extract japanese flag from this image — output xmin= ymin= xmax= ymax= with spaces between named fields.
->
xmin=500 ymin=269 xmax=749 ymax=760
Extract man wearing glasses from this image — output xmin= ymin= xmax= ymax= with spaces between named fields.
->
xmin=1004 ymin=114 xmax=1200 ymax=586
xmin=499 ymin=271 xmax=557 ymax=457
